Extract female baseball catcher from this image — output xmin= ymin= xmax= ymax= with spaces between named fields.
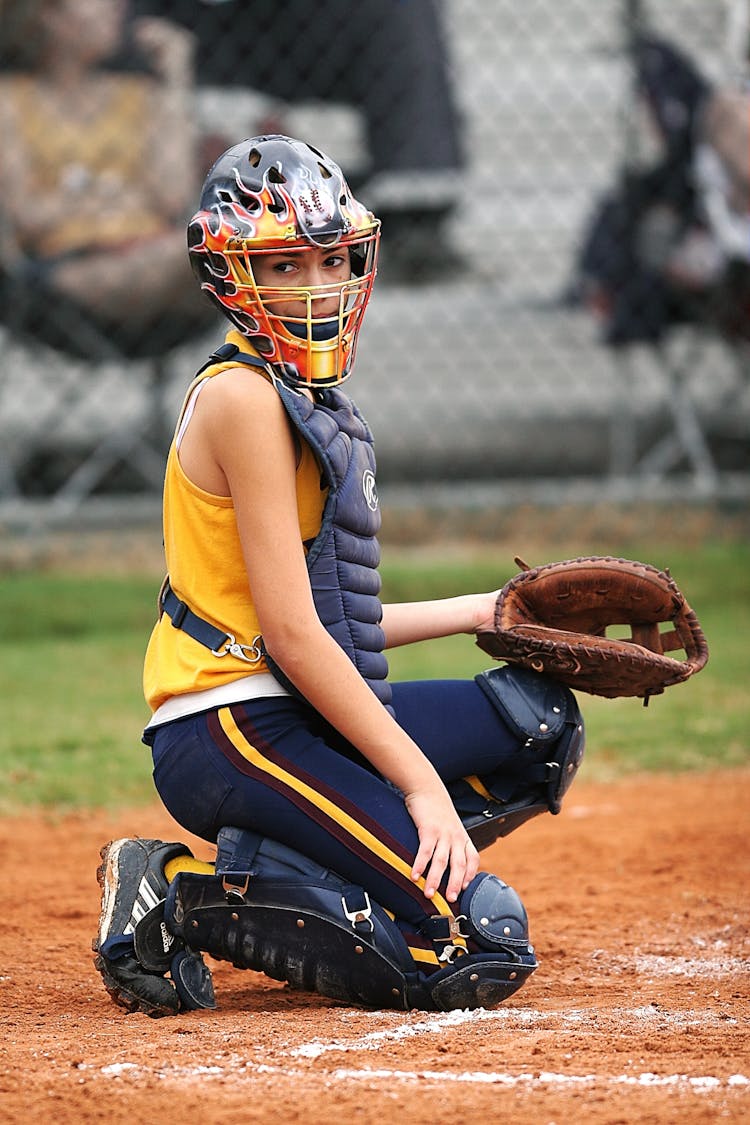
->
xmin=93 ymin=134 xmax=594 ymax=1017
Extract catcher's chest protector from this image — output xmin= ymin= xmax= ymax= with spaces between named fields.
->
xmin=273 ymin=380 xmax=392 ymax=708
xmin=216 ymin=347 xmax=390 ymax=706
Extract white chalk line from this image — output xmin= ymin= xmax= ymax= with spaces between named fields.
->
xmin=610 ymin=953 xmax=750 ymax=977
xmin=290 ymin=1003 xmax=744 ymax=1059
xmin=296 ymin=1008 xmax=746 ymax=1057
xmin=91 ymin=1060 xmax=750 ymax=1092
xmin=84 ymin=1006 xmax=748 ymax=1091
xmin=645 ymin=953 xmax=749 ymax=975
xmin=83 ymin=940 xmax=749 ymax=1089
xmin=330 ymin=1069 xmax=750 ymax=1091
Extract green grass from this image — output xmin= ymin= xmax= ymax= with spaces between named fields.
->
xmin=1 ymin=540 xmax=748 ymax=813
xmin=2 ymin=574 xmax=157 ymax=811
xmin=382 ymin=542 xmax=749 ymax=779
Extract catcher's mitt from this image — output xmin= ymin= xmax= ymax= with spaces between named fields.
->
xmin=475 ymin=556 xmax=709 ymax=703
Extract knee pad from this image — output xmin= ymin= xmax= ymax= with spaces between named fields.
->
xmin=461 ymin=872 xmax=533 ymax=954
xmin=450 ymin=665 xmax=585 ymax=850
xmin=415 ymin=873 xmax=537 ymax=1011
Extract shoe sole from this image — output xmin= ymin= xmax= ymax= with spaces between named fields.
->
xmin=95 ymin=840 xmax=122 ymax=948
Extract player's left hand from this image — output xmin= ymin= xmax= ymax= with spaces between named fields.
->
xmin=404 ymin=787 xmax=480 ymax=903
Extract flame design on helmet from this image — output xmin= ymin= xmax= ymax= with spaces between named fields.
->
xmin=188 ymin=136 xmax=380 ymax=386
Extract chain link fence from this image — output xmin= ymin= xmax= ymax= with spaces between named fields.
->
xmin=1 ymin=0 xmax=748 ymax=521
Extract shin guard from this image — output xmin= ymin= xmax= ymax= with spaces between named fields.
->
xmin=451 ymin=665 xmax=585 ymax=849
xmin=418 ymin=872 xmax=538 ymax=1010
xmin=164 ymin=827 xmax=537 ymax=1012
xmin=166 ymin=827 xmax=417 ymax=1009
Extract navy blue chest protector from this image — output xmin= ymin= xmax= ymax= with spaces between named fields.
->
xmin=206 ymin=344 xmax=392 ymax=710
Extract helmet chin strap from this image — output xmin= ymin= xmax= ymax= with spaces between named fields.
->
xmin=282 ymin=319 xmax=340 ymax=341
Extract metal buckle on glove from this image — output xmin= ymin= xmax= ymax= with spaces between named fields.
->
xmin=341 ymin=891 xmax=374 ymax=933
xmin=211 ymin=634 xmax=263 ymax=663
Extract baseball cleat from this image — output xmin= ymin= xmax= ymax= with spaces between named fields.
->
xmin=93 ymin=942 xmax=181 ymax=1017
xmin=93 ymin=837 xmax=214 ymax=1017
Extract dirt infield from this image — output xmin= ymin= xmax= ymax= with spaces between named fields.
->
xmin=2 ymin=769 xmax=748 ymax=1124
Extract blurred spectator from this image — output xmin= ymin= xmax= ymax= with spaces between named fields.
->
xmin=0 ymin=0 xmax=216 ymax=355
xmin=131 ymin=0 xmax=467 ymax=282
xmin=565 ymin=33 xmax=750 ymax=346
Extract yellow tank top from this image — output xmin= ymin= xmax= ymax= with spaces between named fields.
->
xmin=143 ymin=332 xmax=326 ymax=712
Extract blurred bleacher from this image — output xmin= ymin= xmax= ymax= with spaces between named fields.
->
xmin=2 ymin=0 xmax=749 ymax=531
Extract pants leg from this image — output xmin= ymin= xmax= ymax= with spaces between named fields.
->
xmin=392 ymin=679 xmax=523 ymax=780
xmin=149 ymin=681 xmax=520 ymax=928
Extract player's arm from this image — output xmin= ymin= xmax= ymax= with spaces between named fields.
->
xmin=381 ymin=593 xmax=499 ymax=648
xmin=181 ymin=373 xmax=479 ymax=902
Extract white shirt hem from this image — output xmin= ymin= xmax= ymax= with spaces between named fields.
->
xmin=146 ymin=672 xmax=290 ymax=729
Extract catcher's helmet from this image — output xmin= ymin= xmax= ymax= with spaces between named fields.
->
xmin=188 ymin=135 xmax=380 ymax=387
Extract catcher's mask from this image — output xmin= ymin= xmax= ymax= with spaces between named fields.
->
xmin=188 ymin=135 xmax=380 ymax=387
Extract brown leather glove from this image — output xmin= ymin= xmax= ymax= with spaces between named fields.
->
xmin=475 ymin=556 xmax=709 ymax=704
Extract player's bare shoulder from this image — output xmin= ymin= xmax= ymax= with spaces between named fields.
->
xmin=198 ymin=366 xmax=289 ymax=431
xmin=179 ymin=367 xmax=293 ymax=494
